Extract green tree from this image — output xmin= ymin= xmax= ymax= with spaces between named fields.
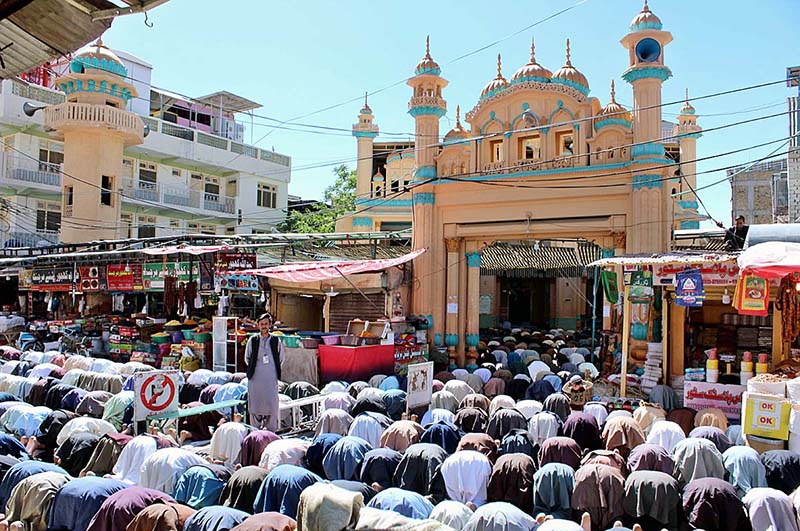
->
xmin=280 ymin=164 xmax=356 ymax=233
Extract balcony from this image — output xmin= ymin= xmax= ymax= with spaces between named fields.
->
xmin=2 ymin=230 xmax=59 ymax=249
xmin=480 ymin=156 xmax=576 ymax=175
xmin=1 ymin=156 xmax=61 ymax=189
xmin=44 ymin=102 xmax=145 ymax=146
xmin=120 ymin=178 xmax=236 ymax=215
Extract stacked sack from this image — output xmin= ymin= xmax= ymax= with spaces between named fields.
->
xmin=640 ymin=342 xmax=663 ymax=394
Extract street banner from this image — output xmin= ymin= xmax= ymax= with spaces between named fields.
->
xmin=107 ymin=264 xmax=143 ymax=291
xmin=31 ymin=267 xmax=74 ymax=291
xmin=406 ymin=361 xmax=434 ymax=409
xmin=133 ymin=370 xmax=182 ymax=421
xmin=684 ymin=381 xmax=745 ymax=420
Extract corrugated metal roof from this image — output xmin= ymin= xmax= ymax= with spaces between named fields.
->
xmin=481 ymin=242 xmax=602 ymax=278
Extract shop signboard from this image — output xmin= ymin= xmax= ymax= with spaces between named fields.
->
xmin=107 ymin=264 xmax=143 ymax=291
xmin=743 ymin=392 xmax=791 ymax=440
xmin=133 ymin=369 xmax=181 ymax=421
xmin=78 ymin=266 xmax=107 ymax=292
xmin=142 ymin=262 xmax=201 ymax=291
xmin=31 ymin=267 xmax=74 ymax=291
xmin=684 ymin=381 xmax=746 ymax=420
xmin=406 ymin=361 xmax=434 ymax=410
xmin=18 ymin=270 xmax=32 ymax=290
xmin=215 ymin=252 xmax=259 ymax=292
xmin=653 ymin=262 xmax=739 ymax=287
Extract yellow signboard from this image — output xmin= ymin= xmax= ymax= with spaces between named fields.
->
xmin=743 ymin=392 xmax=790 ymax=440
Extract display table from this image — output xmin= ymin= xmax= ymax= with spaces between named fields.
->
xmin=318 ymin=344 xmax=394 ymax=383
xmin=282 ymin=346 xmax=319 ymax=386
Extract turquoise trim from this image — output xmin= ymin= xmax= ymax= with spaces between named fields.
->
xmin=630 ymin=21 xmax=663 ymax=32
xmin=622 ymin=65 xmax=672 ymax=83
xmin=427 ymin=315 xmax=434 ymax=331
xmin=632 ymin=142 xmax=665 ymax=158
xmin=465 ymin=333 xmax=479 ymax=347
xmin=58 ymin=80 xmax=132 ymax=103
xmin=632 ymin=174 xmax=663 ymax=190
xmin=351 ymin=216 xmax=373 ymax=227
xmin=414 ymin=192 xmax=435 ymax=206
xmin=355 ymin=198 xmax=413 ymax=207
xmin=677 ymin=132 xmax=702 ymax=139
xmin=445 ymin=333 xmax=459 ymax=347
xmin=678 ymin=200 xmax=698 ymax=209
xmin=479 ymin=85 xmax=510 ymax=101
xmin=680 ymin=220 xmax=700 ymax=229
xmin=386 ymin=152 xmax=415 ymax=164
xmin=466 ymin=252 xmax=481 ymax=268
xmin=415 ymin=66 xmax=442 ymax=76
xmin=551 ymin=77 xmax=590 ymax=96
xmin=594 ymin=118 xmax=633 ymax=131
xmin=443 ymin=136 xmax=471 ymax=147
xmin=71 ymin=55 xmax=127 ymax=77
xmin=352 ymin=131 xmax=377 ymax=138
xmin=510 ymin=107 xmax=541 ymax=132
xmin=681 ymin=108 xmax=696 ymax=115
xmin=409 ymin=106 xmax=446 ymax=118
xmin=548 ymin=100 xmax=575 ymax=124
xmin=480 ymin=113 xmax=505 ymax=136
xmin=415 ymin=166 xmax=437 ymax=181
xmin=510 ymin=75 xmax=551 ymax=85
xmin=630 ymin=157 xmax=674 ymax=166
xmin=434 ymin=333 xmax=443 ymax=345
xmin=601 ymin=248 xmax=616 ymax=258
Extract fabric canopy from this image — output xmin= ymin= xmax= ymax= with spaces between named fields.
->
xmin=738 ymin=241 xmax=800 ymax=278
xmin=233 ymin=249 xmax=426 ymax=282
xmin=141 ymin=245 xmax=230 ymax=256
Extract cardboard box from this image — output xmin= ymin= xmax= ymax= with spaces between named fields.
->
xmin=742 ymin=391 xmax=791 ymax=440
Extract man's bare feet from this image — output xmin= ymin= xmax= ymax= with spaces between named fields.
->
xmin=9 ymin=521 xmax=22 ymax=531
xmin=178 ymin=430 xmax=192 ymax=445
xmin=0 ymin=519 xmax=7 ymax=531
xmin=370 ymin=482 xmax=384 ymax=493
xmin=233 ymin=413 xmax=243 ymax=422
xmin=466 ymin=502 xmax=477 ymax=512
xmin=580 ymin=513 xmax=591 ymax=531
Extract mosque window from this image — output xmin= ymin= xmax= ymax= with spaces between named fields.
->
xmin=518 ymin=136 xmax=541 ymax=160
xmin=555 ymin=131 xmax=574 ymax=156
xmin=490 ymin=140 xmax=503 ymax=162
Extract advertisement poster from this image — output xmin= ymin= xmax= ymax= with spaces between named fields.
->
xmin=107 ymin=264 xmax=143 ymax=291
xmin=215 ymin=253 xmax=259 ymax=292
xmin=654 ymin=262 xmax=740 ymax=286
xmin=675 ymin=269 xmax=705 ymax=307
xmin=628 ymin=270 xmax=653 ymax=304
xmin=143 ymin=262 xmax=201 ymax=291
xmin=18 ymin=270 xmax=32 ymax=290
xmin=31 ymin=267 xmax=74 ymax=291
xmin=743 ymin=393 xmax=790 ymax=440
xmin=78 ymin=266 xmax=107 ymax=292
xmin=406 ymin=361 xmax=434 ymax=409
xmin=684 ymin=381 xmax=746 ymax=420
xmin=133 ymin=370 xmax=182 ymax=421
xmin=734 ymin=274 xmax=770 ymax=316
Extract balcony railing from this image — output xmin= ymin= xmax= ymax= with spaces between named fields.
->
xmin=44 ymin=102 xmax=144 ymax=143
xmin=2 ymin=156 xmax=61 ymax=187
xmin=2 ymin=230 xmax=59 ymax=248
xmin=120 ymin=178 xmax=236 ymax=214
xmin=480 ymin=156 xmax=577 ymax=175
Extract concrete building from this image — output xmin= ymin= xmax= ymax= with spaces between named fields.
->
xmin=0 ymin=42 xmax=291 ymax=246
xmin=788 ymin=66 xmax=800 ymax=222
xmin=729 ymin=159 xmax=788 ymax=225
xmin=337 ymin=2 xmax=705 ymax=364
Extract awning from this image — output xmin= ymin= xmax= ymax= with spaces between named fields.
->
xmin=587 ymin=252 xmax=737 ymax=268
xmin=480 ymin=242 xmax=602 ymax=278
xmin=235 ymin=248 xmax=426 ymax=282
xmin=738 ymin=241 xmax=800 ymax=278
xmin=141 ymin=244 xmax=230 ymax=256
xmin=745 ymin=223 xmax=800 ymax=248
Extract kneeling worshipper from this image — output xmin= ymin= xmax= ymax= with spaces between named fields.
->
xmin=125 ymin=503 xmax=197 ymax=531
xmin=0 ymin=470 xmax=70 ymax=531
xmin=47 ymin=476 xmax=128 ymax=531
xmin=86 ymin=487 xmax=175 ymax=531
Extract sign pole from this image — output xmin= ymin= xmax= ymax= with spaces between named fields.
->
xmin=620 ymin=285 xmax=631 ymax=398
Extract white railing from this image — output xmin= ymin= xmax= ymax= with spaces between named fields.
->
xmin=10 ymin=80 xmax=65 ymax=105
xmin=2 ymin=231 xmax=59 ymax=248
xmin=120 ymin=177 xmax=236 ymax=214
xmin=3 ymin=156 xmax=61 ymax=187
xmin=480 ymin=156 xmax=576 ymax=175
xmin=44 ymin=102 xmax=144 ymax=139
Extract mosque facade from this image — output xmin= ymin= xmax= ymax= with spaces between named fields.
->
xmin=337 ymin=2 xmax=703 ymax=366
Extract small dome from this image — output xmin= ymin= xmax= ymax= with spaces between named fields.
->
xmin=511 ymin=39 xmax=552 ymax=84
xmin=444 ymin=106 xmax=470 ymax=143
xmin=680 ymin=88 xmax=696 ymax=115
xmin=599 ymin=81 xmax=632 ymax=122
xmin=415 ymin=36 xmax=441 ymax=76
xmin=480 ymin=54 xmax=510 ymax=100
xmin=552 ymin=39 xmax=589 ymax=95
xmin=70 ymin=38 xmax=127 ymax=77
xmin=630 ymin=0 xmax=663 ymax=32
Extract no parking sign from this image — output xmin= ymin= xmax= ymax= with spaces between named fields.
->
xmin=134 ymin=370 xmax=181 ymax=421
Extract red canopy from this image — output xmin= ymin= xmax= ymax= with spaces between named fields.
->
xmin=737 ymin=242 xmax=800 ymax=278
xmin=235 ymin=248 xmax=426 ymax=282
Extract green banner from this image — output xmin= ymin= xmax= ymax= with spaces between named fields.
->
xmin=601 ymin=270 xmax=619 ymax=304
xmin=142 ymin=262 xmax=201 ymax=291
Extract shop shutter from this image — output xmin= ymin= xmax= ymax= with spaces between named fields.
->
xmin=329 ymin=292 xmax=385 ymax=334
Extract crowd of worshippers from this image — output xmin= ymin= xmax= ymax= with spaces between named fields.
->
xmin=0 ymin=330 xmax=797 ymax=531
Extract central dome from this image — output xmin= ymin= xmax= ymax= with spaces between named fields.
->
xmin=630 ymin=0 xmax=663 ymax=32
xmin=70 ymin=38 xmax=127 ymax=77
xmin=415 ymin=36 xmax=441 ymax=76
xmin=480 ymin=54 xmax=510 ymax=101
xmin=551 ymin=39 xmax=589 ymax=95
xmin=511 ymin=39 xmax=552 ymax=84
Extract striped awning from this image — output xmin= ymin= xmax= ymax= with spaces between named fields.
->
xmin=481 ymin=242 xmax=602 ymax=278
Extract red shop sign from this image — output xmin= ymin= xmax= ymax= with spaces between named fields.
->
xmin=107 ymin=264 xmax=144 ymax=291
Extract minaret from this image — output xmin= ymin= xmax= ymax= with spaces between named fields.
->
xmin=408 ymin=36 xmax=447 ymax=347
xmin=673 ymin=89 xmax=703 ymax=229
xmin=620 ymin=1 xmax=673 ymax=252
xmin=46 ymin=40 xmax=144 ymax=243
xmin=352 ymin=92 xmax=379 ymax=200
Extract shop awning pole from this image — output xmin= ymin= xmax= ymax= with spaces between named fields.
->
xmin=662 ymin=290 xmax=669 ymax=384
xmin=591 ymin=270 xmax=599 ymax=352
xmin=621 ymin=285 xmax=631 ymax=397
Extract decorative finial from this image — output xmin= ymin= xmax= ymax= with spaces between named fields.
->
xmin=95 ymin=36 xmax=104 ymax=48
xmin=456 ymin=105 xmax=462 ymax=127
xmin=364 ymin=91 xmax=369 ymax=106
xmin=496 ymin=53 xmax=503 ymax=79
xmin=425 ymin=35 xmax=431 ymax=58
xmin=610 ymin=80 xmax=616 ymax=103
xmin=530 ymin=37 xmax=536 ymax=63
xmin=685 ymin=87 xmax=689 ymax=105
xmin=565 ymin=38 xmax=572 ymax=66
xmin=643 ymin=0 xmax=650 ymax=12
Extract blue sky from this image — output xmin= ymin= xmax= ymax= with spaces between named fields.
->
xmin=103 ymin=0 xmax=800 ymax=228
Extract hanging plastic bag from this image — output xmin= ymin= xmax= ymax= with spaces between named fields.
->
xmin=601 ymin=270 xmax=619 ymax=304
xmin=628 ymin=270 xmax=653 ymax=304
xmin=734 ymin=272 xmax=770 ymax=316
xmin=675 ymin=269 xmax=705 ymax=307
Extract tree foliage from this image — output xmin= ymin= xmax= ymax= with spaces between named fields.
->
xmin=279 ymin=164 xmax=356 ymax=233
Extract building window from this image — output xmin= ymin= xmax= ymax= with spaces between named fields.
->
xmin=64 ymin=186 xmax=73 ymax=207
xmin=35 ymin=201 xmax=60 ymax=233
xmin=490 ymin=140 xmax=503 ymax=162
xmin=555 ymin=131 xmax=574 ymax=156
xmin=187 ymin=222 xmax=216 ymax=235
xmin=138 ymin=162 xmax=157 ymax=188
xmin=120 ymin=212 xmax=133 ymax=238
xmin=257 ymin=183 xmax=277 ymax=208
xmin=518 ymin=135 xmax=541 ymax=160
xmin=38 ymin=141 xmax=63 ymax=172
xmin=100 ymin=175 xmax=113 ymax=206
xmin=137 ymin=215 xmax=156 ymax=238
xmin=204 ymin=176 xmax=220 ymax=197
xmin=225 ymin=226 xmax=235 ymax=235
xmin=171 ymin=168 xmax=182 ymax=178
xmin=169 ymin=218 xmax=181 ymax=231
